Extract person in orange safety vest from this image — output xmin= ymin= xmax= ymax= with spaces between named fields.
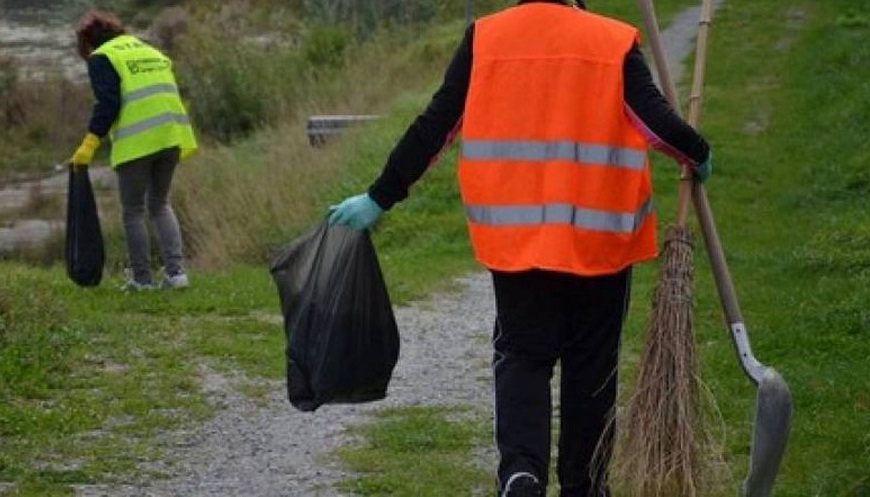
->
xmin=328 ymin=1 xmax=712 ymax=495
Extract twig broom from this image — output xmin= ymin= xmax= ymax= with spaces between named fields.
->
xmin=609 ymin=0 xmax=721 ymax=495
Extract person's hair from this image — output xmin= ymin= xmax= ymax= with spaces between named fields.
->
xmin=75 ymin=10 xmax=126 ymax=59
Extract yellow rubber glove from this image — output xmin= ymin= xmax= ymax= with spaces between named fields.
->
xmin=71 ymin=133 xmax=101 ymax=168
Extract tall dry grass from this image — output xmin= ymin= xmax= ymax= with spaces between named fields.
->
xmin=0 ymin=53 xmax=92 ymax=178
xmin=172 ymin=120 xmax=346 ymax=267
xmin=171 ymin=20 xmax=463 ymax=269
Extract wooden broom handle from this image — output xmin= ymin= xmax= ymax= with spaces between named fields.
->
xmin=638 ymin=0 xmax=745 ymax=324
xmin=636 ymin=0 xmax=713 ymax=227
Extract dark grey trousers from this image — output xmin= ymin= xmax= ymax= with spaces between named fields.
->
xmin=491 ymin=268 xmax=631 ymax=497
xmin=116 ymin=147 xmax=184 ymax=284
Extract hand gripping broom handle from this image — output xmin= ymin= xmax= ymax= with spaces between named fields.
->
xmin=636 ymin=0 xmax=712 ymax=227
xmin=638 ymin=0 xmax=766 ymax=383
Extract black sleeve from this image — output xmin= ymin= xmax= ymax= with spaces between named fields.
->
xmin=86 ymin=54 xmax=121 ymax=138
xmin=367 ymin=24 xmax=473 ymax=210
xmin=623 ymin=43 xmax=710 ymax=166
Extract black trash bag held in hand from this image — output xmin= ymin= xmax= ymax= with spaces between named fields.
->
xmin=65 ymin=167 xmax=105 ymax=286
xmin=269 ymin=220 xmax=400 ymax=412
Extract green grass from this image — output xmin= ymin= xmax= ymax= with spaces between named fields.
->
xmin=337 ymin=407 xmax=492 ymax=496
xmin=1 ymin=0 xmax=868 ymax=495
xmin=666 ymin=0 xmax=869 ymax=494
xmin=0 ymin=264 xmax=284 ymax=495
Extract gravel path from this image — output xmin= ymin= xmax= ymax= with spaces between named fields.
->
xmin=76 ymin=274 xmax=497 ymax=497
xmin=71 ymin=4 xmax=724 ymax=496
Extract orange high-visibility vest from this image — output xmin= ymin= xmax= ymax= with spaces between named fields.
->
xmin=458 ymin=3 xmax=656 ymax=276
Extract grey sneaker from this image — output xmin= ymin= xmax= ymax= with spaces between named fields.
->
xmin=120 ymin=268 xmax=155 ymax=292
xmin=502 ymin=472 xmax=543 ymax=497
xmin=161 ymin=271 xmax=190 ymax=290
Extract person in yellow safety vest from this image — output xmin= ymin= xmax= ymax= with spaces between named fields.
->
xmin=71 ymin=9 xmax=197 ymax=291
xmin=328 ymin=1 xmax=713 ymax=496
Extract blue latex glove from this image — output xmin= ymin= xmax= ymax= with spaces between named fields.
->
xmin=694 ymin=151 xmax=713 ymax=183
xmin=328 ymin=193 xmax=384 ymax=231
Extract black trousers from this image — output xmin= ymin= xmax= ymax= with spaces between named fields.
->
xmin=491 ymin=268 xmax=631 ymax=497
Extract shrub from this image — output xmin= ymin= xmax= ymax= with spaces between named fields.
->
xmin=173 ymin=19 xmax=315 ymax=143
xmin=303 ymin=24 xmax=352 ymax=69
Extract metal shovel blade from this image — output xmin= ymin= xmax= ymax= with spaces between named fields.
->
xmin=743 ymin=368 xmax=793 ymax=497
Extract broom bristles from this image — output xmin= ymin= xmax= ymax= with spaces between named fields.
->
xmin=603 ymin=225 xmax=725 ymax=497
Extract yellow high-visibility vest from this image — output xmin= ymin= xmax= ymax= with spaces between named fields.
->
xmin=92 ymin=34 xmax=197 ymax=167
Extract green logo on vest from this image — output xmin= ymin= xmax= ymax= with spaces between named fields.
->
xmin=126 ymin=58 xmax=170 ymax=75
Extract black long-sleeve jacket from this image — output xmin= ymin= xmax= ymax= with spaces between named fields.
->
xmin=86 ymin=53 xmax=121 ymax=137
xmin=369 ymin=0 xmax=709 ymax=210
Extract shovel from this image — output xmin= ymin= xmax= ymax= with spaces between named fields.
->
xmin=636 ymin=0 xmax=793 ymax=495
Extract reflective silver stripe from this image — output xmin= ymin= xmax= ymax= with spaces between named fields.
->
xmin=122 ymin=83 xmax=179 ymax=105
xmin=462 ymin=139 xmax=645 ymax=170
xmin=465 ymin=197 xmax=654 ymax=234
xmin=113 ymin=113 xmax=190 ymax=141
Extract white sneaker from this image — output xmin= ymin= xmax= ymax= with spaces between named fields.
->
xmin=161 ymin=272 xmax=190 ymax=289
xmin=502 ymin=472 xmax=543 ymax=497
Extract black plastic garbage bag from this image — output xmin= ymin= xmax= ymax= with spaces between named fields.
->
xmin=269 ymin=220 xmax=400 ymax=412
xmin=65 ymin=167 xmax=105 ymax=287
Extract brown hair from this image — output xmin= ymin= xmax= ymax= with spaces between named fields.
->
xmin=75 ymin=10 xmax=126 ymax=59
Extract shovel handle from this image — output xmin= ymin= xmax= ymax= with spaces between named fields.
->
xmin=636 ymin=0 xmax=694 ymax=229
xmin=639 ymin=0 xmax=761 ymax=382
xmin=636 ymin=0 xmax=678 ymax=107
xmin=691 ymin=181 xmax=768 ymax=384
xmin=637 ymin=0 xmax=711 ymax=229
